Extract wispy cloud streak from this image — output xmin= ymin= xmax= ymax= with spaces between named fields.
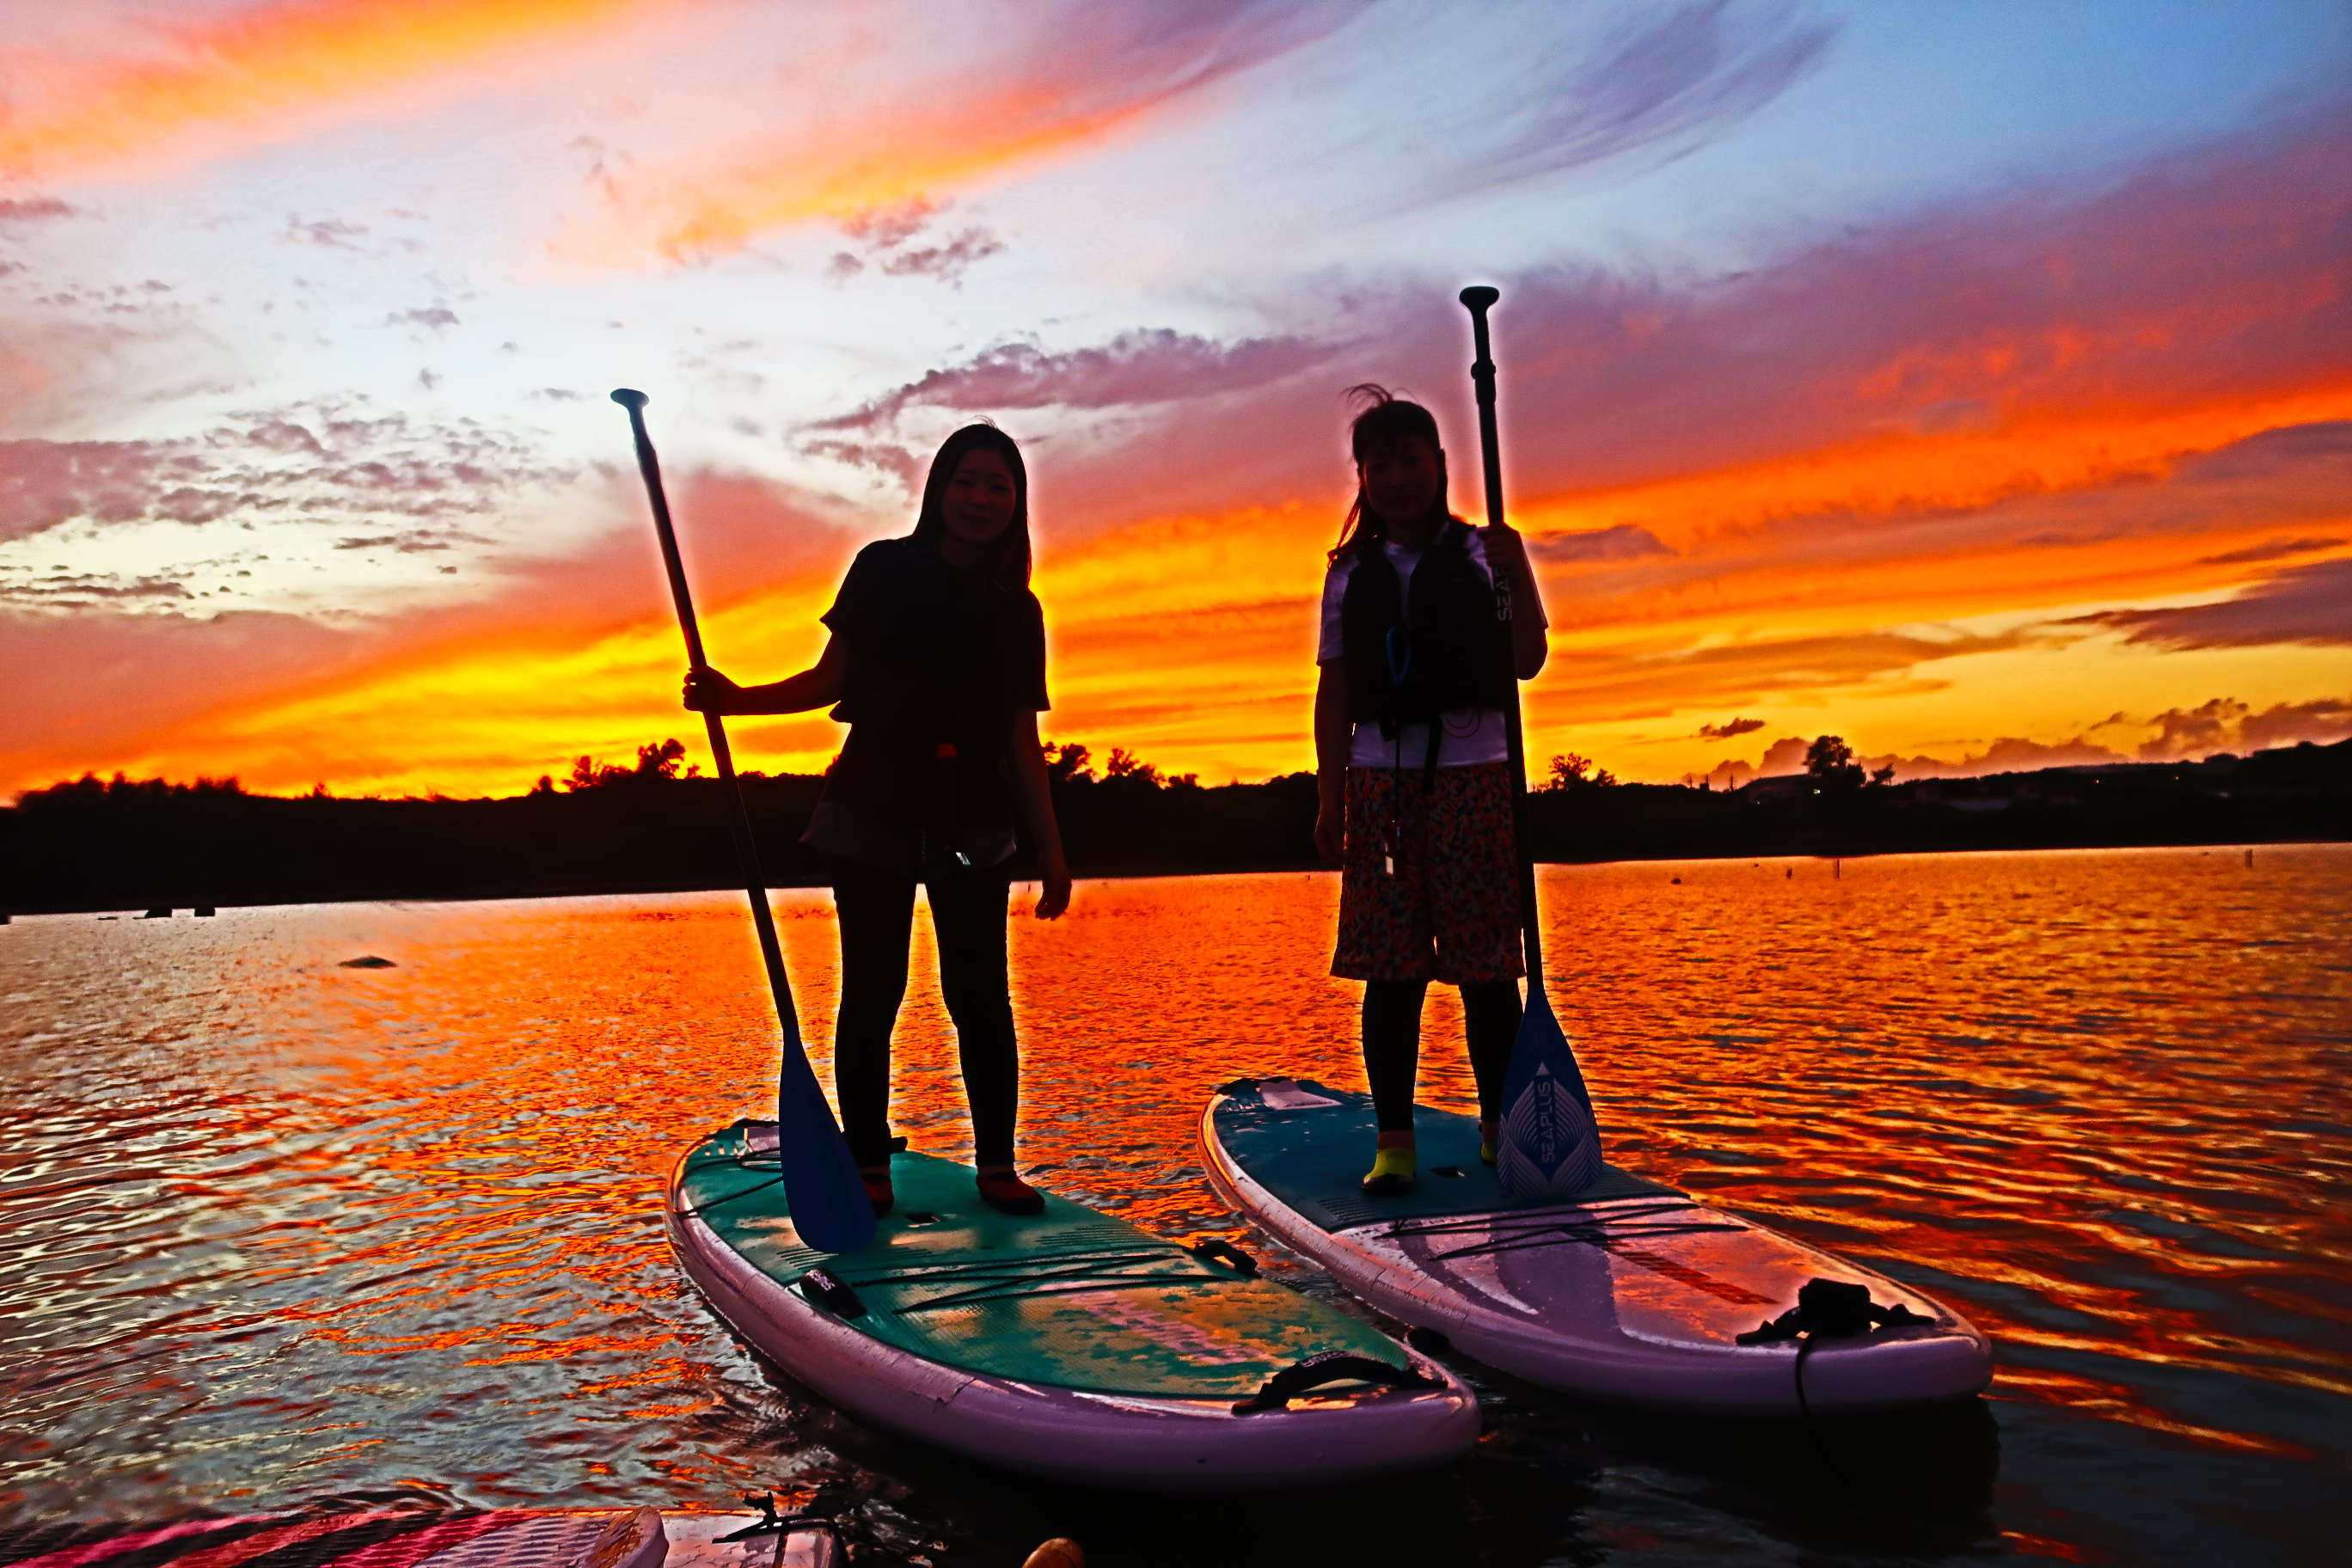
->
xmin=1436 ymin=0 xmax=1834 ymax=199
xmin=560 ymin=1 xmax=1365 ymax=264
xmin=812 ymin=328 xmax=1333 ymax=435
xmin=2073 ymin=555 xmax=2352 ymax=650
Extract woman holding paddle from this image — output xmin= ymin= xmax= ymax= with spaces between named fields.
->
xmin=1314 ymin=387 xmax=1549 ymax=1197
xmin=684 ymin=424 xmax=1070 ymax=1219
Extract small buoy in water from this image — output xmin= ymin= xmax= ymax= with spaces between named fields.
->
xmin=339 ymin=955 xmax=396 ymax=968
xmin=1670 ymin=876 xmax=1681 ymax=884
xmin=1023 ymin=1540 xmax=1084 ymax=1568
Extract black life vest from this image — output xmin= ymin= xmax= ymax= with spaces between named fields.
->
xmin=1338 ymin=518 xmax=1509 ymax=736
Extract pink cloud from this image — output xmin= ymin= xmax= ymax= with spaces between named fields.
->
xmin=0 ymin=198 xmax=77 ymax=223
xmin=0 ymin=463 xmax=867 ymax=794
xmin=1004 ymin=101 xmax=2351 ymax=539
xmin=810 ymin=328 xmax=1333 ymax=437
xmin=1530 ymin=524 xmax=1675 ymax=563
xmin=2072 ymin=555 xmax=2352 ymax=650
xmin=825 ymin=198 xmax=1006 ymax=285
xmin=0 ymin=405 xmax=571 ymax=556
xmin=2196 ymin=536 xmax=2344 ymax=567
xmin=565 ymin=1 xmax=1372 ymax=266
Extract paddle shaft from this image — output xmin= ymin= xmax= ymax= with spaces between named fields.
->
xmin=1460 ymin=286 xmax=1546 ymax=988
xmin=612 ymin=393 xmax=808 ymax=1059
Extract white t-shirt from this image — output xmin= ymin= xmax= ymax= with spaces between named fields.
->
xmin=1317 ymin=527 xmax=1540 ymax=769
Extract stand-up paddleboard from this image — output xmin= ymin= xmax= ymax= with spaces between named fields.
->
xmin=668 ymin=1120 xmax=1478 ymax=1488
xmin=1201 ymin=1079 xmax=1993 ymax=1416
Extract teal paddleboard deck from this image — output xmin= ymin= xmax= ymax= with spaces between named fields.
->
xmin=1202 ymin=1078 xmax=1994 ymax=1416
xmin=1208 ymin=1079 xmax=1679 ymax=1233
xmin=665 ymin=1120 xmax=1478 ymax=1487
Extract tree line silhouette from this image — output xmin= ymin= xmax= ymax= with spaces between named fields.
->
xmin=3 ymin=734 xmax=2344 ymax=915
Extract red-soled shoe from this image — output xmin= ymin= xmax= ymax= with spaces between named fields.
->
xmin=975 ymin=1171 xmax=1045 ymax=1216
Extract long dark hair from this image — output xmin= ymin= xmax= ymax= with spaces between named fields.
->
xmin=1328 ymin=383 xmax=1450 ymax=561
xmin=910 ymin=423 xmax=1032 ymax=587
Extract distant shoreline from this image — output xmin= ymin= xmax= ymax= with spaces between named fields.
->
xmin=5 ymin=738 xmax=2343 ymax=918
xmin=7 ymin=837 xmax=2343 ymax=920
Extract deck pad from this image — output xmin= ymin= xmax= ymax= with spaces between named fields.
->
xmin=677 ymin=1121 xmax=1410 ymax=1399
xmin=1210 ymin=1079 xmax=1678 ymax=1231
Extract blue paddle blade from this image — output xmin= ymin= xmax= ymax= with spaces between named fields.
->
xmin=775 ymin=1049 xmax=878 ymax=1254
xmin=1495 ymin=980 xmax=1605 ymax=1197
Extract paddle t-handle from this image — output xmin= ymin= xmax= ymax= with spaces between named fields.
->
xmin=610 ymin=389 xmax=876 ymax=1255
xmin=1460 ymin=286 xmax=1506 ymax=531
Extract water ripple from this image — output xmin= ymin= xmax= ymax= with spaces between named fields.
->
xmin=3 ymin=844 xmax=2346 ymax=1566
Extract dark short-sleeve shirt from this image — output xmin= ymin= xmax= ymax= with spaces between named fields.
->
xmin=813 ymin=536 xmax=1048 ymax=835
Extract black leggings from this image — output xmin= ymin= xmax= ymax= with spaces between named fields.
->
xmin=830 ymin=856 xmax=1020 ymax=1168
xmin=1363 ymin=979 xmax=1520 ymax=1133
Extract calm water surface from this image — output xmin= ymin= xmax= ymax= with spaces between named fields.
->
xmin=3 ymin=847 xmax=2347 ymax=1566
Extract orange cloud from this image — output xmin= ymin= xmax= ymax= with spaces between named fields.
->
xmin=27 ymin=395 xmax=2349 ymax=799
xmin=554 ymin=3 xmax=1338 ymax=266
xmin=12 ymin=101 xmax=2348 ymax=798
xmin=0 ymin=0 xmax=662 ymax=184
xmin=564 ymin=88 xmax=1162 ymax=267
xmin=62 ymin=573 xmax=836 ymax=798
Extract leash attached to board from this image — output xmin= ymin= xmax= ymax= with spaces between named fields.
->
xmin=1457 ymin=288 xmax=1605 ymax=1197
xmin=611 ymin=389 xmax=876 ymax=1255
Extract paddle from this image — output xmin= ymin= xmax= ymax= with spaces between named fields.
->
xmin=1457 ymin=289 xmax=1606 ymax=1197
xmin=611 ymin=389 xmax=877 ymax=1255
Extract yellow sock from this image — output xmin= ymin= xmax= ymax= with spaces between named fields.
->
xmin=1362 ymin=1144 xmax=1417 ymax=1195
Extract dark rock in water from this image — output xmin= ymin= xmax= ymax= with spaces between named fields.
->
xmin=141 ymin=907 xmax=172 ymax=918
xmin=194 ymin=906 xmax=217 ymax=917
xmin=339 ymin=955 xmax=396 ymax=969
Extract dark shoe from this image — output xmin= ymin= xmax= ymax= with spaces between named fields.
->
xmin=861 ymin=1167 xmax=895 ymax=1217
xmin=976 ymin=1172 xmax=1045 ymax=1216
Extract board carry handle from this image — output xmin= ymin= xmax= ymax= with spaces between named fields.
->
xmin=1229 ymin=1351 xmax=1439 ymax=1414
xmin=1189 ymin=1238 xmax=1260 ymax=1277
xmin=799 ymin=1267 xmax=869 ymax=1319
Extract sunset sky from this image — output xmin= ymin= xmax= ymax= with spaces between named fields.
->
xmin=3 ymin=0 xmax=2348 ymax=798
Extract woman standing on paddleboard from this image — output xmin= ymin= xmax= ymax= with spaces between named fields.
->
xmin=1314 ymin=388 xmax=1549 ymax=1197
xmin=685 ymin=424 xmax=1071 ymax=1218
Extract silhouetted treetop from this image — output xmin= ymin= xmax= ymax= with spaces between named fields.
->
xmin=1542 ymin=753 xmax=1619 ymax=791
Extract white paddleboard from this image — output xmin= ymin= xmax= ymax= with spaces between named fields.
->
xmin=1201 ymin=1078 xmax=1993 ymax=1416
xmin=668 ymin=1120 xmax=1478 ymax=1488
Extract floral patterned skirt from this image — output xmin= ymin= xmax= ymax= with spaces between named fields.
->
xmin=1332 ymin=762 xmax=1524 ymax=985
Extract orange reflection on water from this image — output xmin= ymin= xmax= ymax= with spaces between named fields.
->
xmin=2 ymin=845 xmax=2347 ymax=1540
